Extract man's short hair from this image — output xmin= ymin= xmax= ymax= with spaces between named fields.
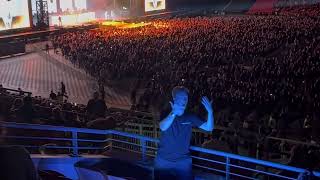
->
xmin=172 ymin=86 xmax=189 ymax=98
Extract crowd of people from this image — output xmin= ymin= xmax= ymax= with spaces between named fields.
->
xmin=51 ymin=6 xmax=320 ymax=168
xmin=53 ymin=11 xmax=320 ymax=141
xmin=275 ymin=0 xmax=320 ymax=8
xmin=275 ymin=3 xmax=320 ymax=17
xmin=0 ymin=84 xmax=84 ymax=125
xmin=249 ymin=0 xmax=320 ymax=17
xmin=0 ymin=3 xmax=319 ymax=175
xmin=0 ymin=83 xmax=131 ymax=130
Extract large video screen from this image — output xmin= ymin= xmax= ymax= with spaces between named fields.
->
xmin=145 ymin=0 xmax=166 ymax=12
xmin=32 ymin=0 xmax=118 ymax=27
xmin=0 ymin=0 xmax=31 ymax=31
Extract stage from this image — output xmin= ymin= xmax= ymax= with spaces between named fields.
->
xmin=0 ymin=24 xmax=98 ymax=43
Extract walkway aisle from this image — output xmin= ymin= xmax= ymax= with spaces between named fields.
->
xmin=0 ymin=49 xmax=132 ymax=109
xmin=47 ymin=49 xmax=132 ymax=109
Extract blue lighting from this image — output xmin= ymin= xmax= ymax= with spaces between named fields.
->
xmin=1 ymin=121 xmax=318 ymax=180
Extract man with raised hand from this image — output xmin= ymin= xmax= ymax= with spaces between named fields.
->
xmin=154 ymin=86 xmax=214 ymax=180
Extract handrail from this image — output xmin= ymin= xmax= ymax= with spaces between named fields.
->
xmin=117 ymin=120 xmax=320 ymax=149
xmin=1 ymin=121 xmax=107 ymax=134
xmin=108 ymin=107 xmax=153 ymax=117
xmin=1 ymin=87 xmax=32 ymax=95
xmin=267 ymin=136 xmax=320 ymax=147
xmin=108 ymin=129 xmax=158 ymax=143
xmin=36 ymin=105 xmax=86 ymax=117
xmin=1 ymin=121 xmax=319 ymax=179
xmin=190 ymin=146 xmax=306 ymax=173
xmin=0 ymin=121 xmax=159 ymax=142
xmin=313 ymin=171 xmax=320 ymax=177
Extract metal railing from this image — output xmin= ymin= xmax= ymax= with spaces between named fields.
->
xmin=1 ymin=87 xmax=32 ymax=96
xmin=0 ymin=121 xmax=319 ymax=180
xmin=118 ymin=120 xmax=320 ymax=152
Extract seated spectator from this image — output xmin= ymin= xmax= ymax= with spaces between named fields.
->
xmin=56 ymin=92 xmax=68 ymax=103
xmin=198 ymin=132 xmax=232 ymax=175
xmin=49 ymin=90 xmax=57 ymax=100
xmin=10 ymin=98 xmax=23 ymax=114
xmin=18 ymin=88 xmax=24 ymax=96
xmin=202 ymin=132 xmax=232 ymax=153
xmin=0 ymin=84 xmax=7 ymax=94
xmin=16 ymin=96 xmax=35 ymax=123
xmin=0 ymin=145 xmax=40 ymax=180
xmin=0 ymin=120 xmax=40 ymax=180
xmin=48 ymin=107 xmax=66 ymax=125
xmin=86 ymin=92 xmax=107 ymax=121
xmin=86 ymin=116 xmax=116 ymax=130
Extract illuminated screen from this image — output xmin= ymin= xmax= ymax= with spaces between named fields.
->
xmin=48 ymin=0 xmax=58 ymax=13
xmin=32 ymin=0 xmax=108 ymax=26
xmin=32 ymin=0 xmax=131 ymax=27
xmin=145 ymin=0 xmax=166 ymax=12
xmin=75 ymin=0 xmax=87 ymax=10
xmin=60 ymin=0 xmax=73 ymax=12
xmin=0 ymin=0 xmax=30 ymax=31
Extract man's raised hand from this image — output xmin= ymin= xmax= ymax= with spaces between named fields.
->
xmin=201 ymin=96 xmax=213 ymax=114
xmin=169 ymin=101 xmax=179 ymax=116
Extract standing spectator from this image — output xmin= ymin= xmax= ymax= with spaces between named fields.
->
xmin=52 ymin=39 xmax=58 ymax=54
xmin=154 ymin=87 xmax=214 ymax=180
xmin=60 ymin=82 xmax=66 ymax=95
xmin=131 ymin=88 xmax=137 ymax=105
xmin=98 ymin=82 xmax=105 ymax=100
xmin=45 ymin=43 xmax=49 ymax=54
xmin=58 ymin=16 xmax=62 ymax=27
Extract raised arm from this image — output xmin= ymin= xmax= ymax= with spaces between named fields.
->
xmin=199 ymin=96 xmax=214 ymax=132
xmin=159 ymin=101 xmax=177 ymax=131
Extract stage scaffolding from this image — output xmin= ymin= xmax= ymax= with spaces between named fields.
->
xmin=36 ymin=0 xmax=49 ymax=29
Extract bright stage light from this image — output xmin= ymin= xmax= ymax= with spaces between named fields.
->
xmin=50 ymin=12 xmax=95 ymax=26
xmin=101 ymin=21 xmax=151 ymax=29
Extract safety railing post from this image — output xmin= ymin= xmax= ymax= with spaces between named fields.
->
xmin=298 ymin=171 xmax=310 ymax=180
xmin=109 ymin=134 xmax=113 ymax=151
xmin=226 ymin=157 xmax=230 ymax=180
xmin=71 ymin=131 xmax=79 ymax=157
xmin=141 ymin=139 xmax=146 ymax=162
xmin=139 ymin=124 xmax=143 ymax=135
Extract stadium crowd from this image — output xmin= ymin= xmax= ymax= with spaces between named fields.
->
xmin=52 ymin=11 xmax=320 ymax=168
xmin=0 ymin=3 xmax=319 ymax=174
xmin=250 ymin=0 xmax=320 ymax=16
xmin=275 ymin=0 xmax=320 ymax=8
xmin=275 ymin=3 xmax=320 ymax=17
xmin=52 ymin=14 xmax=320 ymax=141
